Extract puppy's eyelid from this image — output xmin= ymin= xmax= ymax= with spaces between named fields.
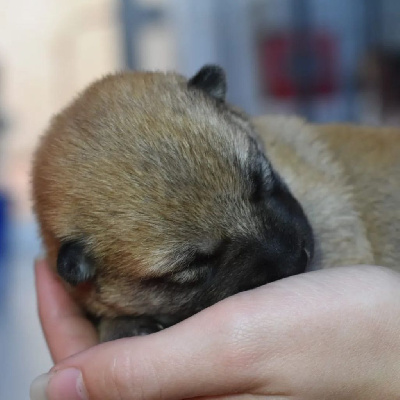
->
xmin=170 ymin=265 xmax=211 ymax=284
xmin=168 ymin=239 xmax=229 ymax=284
xmin=189 ymin=237 xmax=230 ymax=268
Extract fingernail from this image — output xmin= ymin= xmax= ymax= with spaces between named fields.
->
xmin=30 ymin=369 xmax=87 ymax=400
xmin=30 ymin=373 xmax=50 ymax=400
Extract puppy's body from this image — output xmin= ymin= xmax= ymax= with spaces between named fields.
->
xmin=317 ymin=123 xmax=399 ymax=267
xmin=32 ymin=67 xmax=399 ymax=340
xmin=254 ymin=116 xmax=399 ymax=269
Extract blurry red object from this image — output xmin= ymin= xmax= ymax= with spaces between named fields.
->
xmin=259 ymin=31 xmax=337 ymax=99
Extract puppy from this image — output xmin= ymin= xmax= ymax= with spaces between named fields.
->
xmin=32 ymin=65 xmax=398 ymax=341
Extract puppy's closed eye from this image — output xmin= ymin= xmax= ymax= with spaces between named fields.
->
xmin=169 ymin=265 xmax=213 ymax=284
xmin=168 ymin=249 xmax=219 ymax=284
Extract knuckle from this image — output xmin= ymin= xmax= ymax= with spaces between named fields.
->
xmin=104 ymin=349 xmax=163 ymax=400
xmin=105 ymin=350 xmax=137 ymax=400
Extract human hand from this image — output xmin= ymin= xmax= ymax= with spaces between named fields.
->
xmin=31 ymin=259 xmax=400 ymax=400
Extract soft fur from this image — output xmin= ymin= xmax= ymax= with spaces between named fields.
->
xmin=254 ymin=116 xmax=399 ymax=269
xmin=32 ymin=66 xmax=399 ymax=340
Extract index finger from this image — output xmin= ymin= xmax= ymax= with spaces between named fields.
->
xmin=34 ymin=259 xmax=99 ymax=363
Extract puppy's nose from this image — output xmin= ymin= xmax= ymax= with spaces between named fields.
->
xmin=251 ymin=239 xmax=311 ymax=284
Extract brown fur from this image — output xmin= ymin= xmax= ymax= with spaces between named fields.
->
xmin=32 ymin=68 xmax=399 ymax=339
xmin=33 ymin=70 xmax=277 ymax=321
xmin=253 ymin=116 xmax=399 ymax=269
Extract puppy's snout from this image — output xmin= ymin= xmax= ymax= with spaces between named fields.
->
xmin=236 ymin=238 xmax=311 ymax=293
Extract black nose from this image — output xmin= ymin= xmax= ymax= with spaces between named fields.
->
xmin=236 ymin=238 xmax=311 ymax=291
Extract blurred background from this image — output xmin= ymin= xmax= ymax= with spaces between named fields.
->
xmin=1 ymin=0 xmax=400 ymax=397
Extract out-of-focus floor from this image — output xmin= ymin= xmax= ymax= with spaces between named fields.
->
xmin=0 ymin=219 xmax=52 ymax=400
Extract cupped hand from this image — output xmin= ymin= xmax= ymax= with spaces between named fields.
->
xmin=31 ymin=259 xmax=400 ymax=400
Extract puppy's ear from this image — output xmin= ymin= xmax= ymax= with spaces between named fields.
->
xmin=57 ymin=241 xmax=95 ymax=285
xmin=188 ymin=65 xmax=227 ymax=101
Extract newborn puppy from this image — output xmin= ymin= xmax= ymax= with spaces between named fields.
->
xmin=32 ymin=66 xmax=314 ymax=341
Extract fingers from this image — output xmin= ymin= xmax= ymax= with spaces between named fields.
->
xmin=42 ymin=299 xmax=261 ymax=400
xmin=32 ymin=265 xmax=400 ymax=400
xmin=34 ymin=259 xmax=99 ymax=363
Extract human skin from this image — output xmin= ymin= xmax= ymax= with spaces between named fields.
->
xmin=31 ymin=260 xmax=400 ymax=400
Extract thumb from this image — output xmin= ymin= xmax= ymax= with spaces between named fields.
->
xmin=30 ymin=297 xmax=260 ymax=400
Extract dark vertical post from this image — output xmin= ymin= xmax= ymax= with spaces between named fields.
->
xmin=291 ymin=0 xmax=314 ymax=119
xmin=119 ymin=0 xmax=163 ymax=70
xmin=119 ymin=0 xmax=137 ymax=70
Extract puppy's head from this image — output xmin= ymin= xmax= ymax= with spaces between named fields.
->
xmin=33 ymin=65 xmax=314 ymax=339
